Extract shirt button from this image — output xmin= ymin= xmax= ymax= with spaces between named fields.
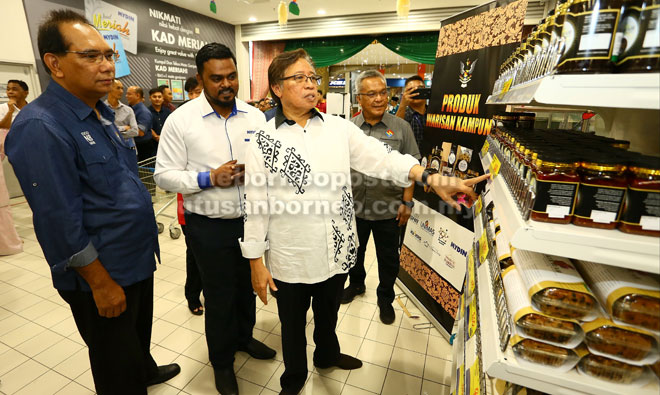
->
xmin=32 ymin=183 xmax=37 ymax=187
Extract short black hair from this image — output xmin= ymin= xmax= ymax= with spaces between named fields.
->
xmin=391 ymin=96 xmax=399 ymax=102
xmin=149 ymin=88 xmax=162 ymax=96
xmin=195 ymin=43 xmax=236 ymax=75
xmin=158 ymin=85 xmax=170 ymax=92
xmin=404 ymin=75 xmax=424 ymax=87
xmin=37 ymin=9 xmax=93 ymax=75
xmin=184 ymin=77 xmax=199 ymax=92
xmin=130 ymin=86 xmax=144 ymax=98
xmin=8 ymin=80 xmax=28 ymax=91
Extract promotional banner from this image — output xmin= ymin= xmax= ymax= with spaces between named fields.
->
xmin=85 ymin=0 xmax=138 ymax=54
xmin=101 ymin=31 xmax=130 ymax=78
xmin=398 ymin=0 xmax=527 ymax=337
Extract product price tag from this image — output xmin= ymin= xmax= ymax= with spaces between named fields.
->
xmin=475 ymin=196 xmax=483 ymax=215
xmin=478 ymin=230 xmax=489 ymax=264
xmin=501 ymin=79 xmax=513 ymax=94
xmin=467 ymin=250 xmax=476 ymax=294
xmin=480 ymin=140 xmax=490 ymax=157
xmin=490 ymin=154 xmax=501 ymax=178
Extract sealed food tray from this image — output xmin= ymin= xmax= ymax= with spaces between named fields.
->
xmin=532 ymin=287 xmax=597 ymax=320
xmin=517 ymin=313 xmax=582 ymax=346
xmin=613 ymin=294 xmax=660 ymax=332
xmin=512 ymin=339 xmax=578 ymax=368
xmin=585 ymin=326 xmax=658 ymax=362
xmin=578 ymin=354 xmax=651 ymax=385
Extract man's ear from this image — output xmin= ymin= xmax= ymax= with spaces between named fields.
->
xmin=271 ymin=83 xmax=283 ymax=101
xmin=43 ymin=53 xmax=64 ymax=78
xmin=196 ymin=73 xmax=203 ymax=88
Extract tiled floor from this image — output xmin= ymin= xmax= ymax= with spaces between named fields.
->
xmin=0 ymin=196 xmax=453 ymax=395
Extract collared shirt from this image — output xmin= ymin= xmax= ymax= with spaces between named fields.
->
xmin=405 ymin=106 xmax=427 ymax=148
xmin=5 ymin=81 xmax=159 ymax=291
xmin=0 ymin=103 xmax=22 ymax=158
xmin=154 ymin=96 xmax=267 ymax=219
xmin=104 ymin=99 xmax=137 ymax=148
xmin=149 ymin=105 xmax=172 ymax=136
xmin=239 ymin=107 xmax=419 ymax=284
xmin=131 ymin=102 xmax=153 ymax=143
xmin=351 ymin=112 xmax=421 ymax=220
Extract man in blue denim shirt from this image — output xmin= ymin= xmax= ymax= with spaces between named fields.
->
xmin=126 ymin=85 xmax=153 ymax=162
xmin=5 ymin=10 xmax=179 ymax=395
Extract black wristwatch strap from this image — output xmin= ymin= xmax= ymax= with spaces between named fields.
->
xmin=402 ymin=200 xmax=414 ymax=208
xmin=421 ymin=170 xmax=431 ymax=186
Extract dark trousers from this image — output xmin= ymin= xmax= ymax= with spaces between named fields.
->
xmin=136 ymin=141 xmax=153 ymax=161
xmin=181 ymin=225 xmax=203 ymax=305
xmin=58 ymin=277 xmax=158 ymax=395
xmin=348 ymin=217 xmax=400 ymax=304
xmin=184 ymin=213 xmax=255 ymax=368
xmin=274 ymin=273 xmax=347 ymax=390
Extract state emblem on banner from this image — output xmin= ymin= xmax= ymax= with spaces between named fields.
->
xmin=459 ymin=58 xmax=478 ymax=88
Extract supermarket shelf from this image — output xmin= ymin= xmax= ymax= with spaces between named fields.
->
xmin=486 ymin=73 xmax=660 ymax=110
xmin=477 ymin=262 xmax=660 ymax=395
xmin=489 ymin=174 xmax=660 ymax=274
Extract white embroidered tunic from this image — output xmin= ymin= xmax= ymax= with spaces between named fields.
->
xmin=239 ymin=110 xmax=419 ymax=284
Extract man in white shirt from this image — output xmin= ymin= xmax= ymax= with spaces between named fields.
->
xmin=155 ymin=43 xmax=275 ymax=395
xmin=104 ymin=79 xmax=138 ymax=153
xmin=241 ymin=49 xmax=488 ymax=395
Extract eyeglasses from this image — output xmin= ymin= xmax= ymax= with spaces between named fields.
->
xmin=65 ymin=50 xmax=117 ymax=64
xmin=358 ymin=90 xmax=388 ymax=99
xmin=280 ymin=73 xmax=322 ymax=85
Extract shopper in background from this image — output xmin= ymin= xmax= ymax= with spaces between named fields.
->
xmin=388 ymin=96 xmax=399 ymax=114
xmin=242 ymin=49 xmax=487 ymax=395
xmin=148 ymin=88 xmax=171 ymax=158
xmin=176 ymin=75 xmax=204 ymax=316
xmin=264 ymin=99 xmax=278 ymax=121
xmin=159 ymin=84 xmax=176 ymax=112
xmin=0 ymin=79 xmax=27 ymax=256
xmin=5 ymin=10 xmax=180 ymax=394
xmin=315 ymin=89 xmax=326 ymax=113
xmin=396 ymin=75 xmax=427 ymax=148
xmin=155 ymin=42 xmax=275 ymax=395
xmin=126 ymin=85 xmax=154 ymax=162
xmin=341 ymin=70 xmax=420 ymax=325
xmin=104 ymin=79 xmax=138 ymax=155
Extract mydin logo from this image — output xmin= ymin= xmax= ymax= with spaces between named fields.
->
xmin=450 ymin=242 xmax=468 ymax=257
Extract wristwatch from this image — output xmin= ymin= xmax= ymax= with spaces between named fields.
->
xmin=421 ymin=169 xmax=432 ymax=187
xmin=402 ymin=200 xmax=414 ymax=208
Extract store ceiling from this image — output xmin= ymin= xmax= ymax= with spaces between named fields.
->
xmin=162 ymin=0 xmax=484 ymax=25
xmin=336 ymin=43 xmax=410 ymax=66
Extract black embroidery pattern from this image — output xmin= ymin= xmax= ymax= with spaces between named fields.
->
xmin=255 ymin=131 xmax=281 ymax=173
xmin=340 ymin=186 xmax=354 ymax=231
xmin=280 ymin=147 xmax=311 ymax=194
xmin=242 ymin=193 xmax=247 ymax=223
xmin=383 ymin=142 xmax=392 ymax=153
xmin=331 ymin=220 xmax=345 ymax=263
xmin=343 ymin=233 xmax=357 ymax=271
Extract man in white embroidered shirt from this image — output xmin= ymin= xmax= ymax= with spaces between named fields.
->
xmin=240 ymin=49 xmax=489 ymax=395
xmin=154 ymin=43 xmax=275 ymax=395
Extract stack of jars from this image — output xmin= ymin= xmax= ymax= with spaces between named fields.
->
xmin=492 ymin=0 xmax=660 ymax=96
xmin=487 ymin=124 xmax=659 ymax=236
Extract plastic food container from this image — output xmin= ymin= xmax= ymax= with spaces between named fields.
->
xmin=512 ymin=339 xmax=579 ymax=368
xmin=613 ymin=294 xmax=660 ymax=332
xmin=578 ymin=354 xmax=651 ymax=385
xmin=532 ymin=287 xmax=597 ymax=320
xmin=517 ymin=314 xmax=582 ymax=346
xmin=585 ymin=326 xmax=658 ymax=362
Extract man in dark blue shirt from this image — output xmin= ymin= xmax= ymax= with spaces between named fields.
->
xmin=148 ymin=88 xmax=171 ymax=158
xmin=5 ymin=10 xmax=179 ymax=394
xmin=126 ymin=85 xmax=153 ymax=162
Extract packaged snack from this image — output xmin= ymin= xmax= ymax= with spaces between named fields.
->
xmin=455 ymin=146 xmax=474 ymax=180
xmin=503 ymin=266 xmax=584 ymax=348
xmin=578 ymin=354 xmax=653 ymax=386
xmin=512 ymin=250 xmax=598 ymax=321
xmin=574 ymin=260 xmax=660 ymax=333
xmin=511 ymin=338 xmax=582 ymax=371
xmin=581 ymin=313 xmax=659 ymax=365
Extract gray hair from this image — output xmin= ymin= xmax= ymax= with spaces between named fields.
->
xmin=355 ymin=70 xmax=387 ymax=94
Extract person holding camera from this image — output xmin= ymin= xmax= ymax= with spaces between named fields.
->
xmin=396 ymin=75 xmax=427 ymax=148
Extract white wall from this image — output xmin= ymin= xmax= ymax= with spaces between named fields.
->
xmin=1 ymin=0 xmax=38 ymax=66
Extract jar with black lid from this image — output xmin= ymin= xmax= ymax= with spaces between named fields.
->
xmin=557 ymin=0 xmax=630 ymax=73
xmin=530 ymin=150 xmax=581 ymax=224
xmin=619 ymin=155 xmax=660 ymax=236
xmin=573 ymin=153 xmax=628 ymax=229
xmin=517 ymin=112 xmax=537 ymax=129
xmin=618 ymin=0 xmax=660 ymax=71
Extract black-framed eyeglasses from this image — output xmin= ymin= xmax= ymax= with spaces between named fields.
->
xmin=357 ymin=89 xmax=389 ymax=99
xmin=65 ymin=50 xmax=117 ymax=64
xmin=280 ymin=73 xmax=322 ymax=85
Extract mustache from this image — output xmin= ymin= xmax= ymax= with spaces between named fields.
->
xmin=218 ymin=88 xmax=235 ymax=95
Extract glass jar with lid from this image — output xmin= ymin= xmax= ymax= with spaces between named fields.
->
xmin=619 ymin=155 xmax=660 ymax=236
xmin=615 ymin=0 xmax=660 ymax=72
xmin=530 ymin=151 xmax=581 ymax=224
xmin=573 ymin=152 xmax=628 ymax=229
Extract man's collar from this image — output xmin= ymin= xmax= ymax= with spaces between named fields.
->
xmin=354 ymin=112 xmax=390 ymax=128
xmin=274 ymin=106 xmax=324 ymax=129
xmin=47 ymin=80 xmax=104 ymax=121
xmin=200 ymin=96 xmax=247 ymax=119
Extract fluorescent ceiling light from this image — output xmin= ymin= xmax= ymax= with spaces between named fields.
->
xmin=317 ymin=9 xmax=326 ymax=15
xmin=248 ymin=16 xmax=257 ymax=22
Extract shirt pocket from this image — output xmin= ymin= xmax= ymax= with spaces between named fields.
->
xmin=384 ymin=137 xmax=402 ymax=153
xmin=80 ymin=149 xmax=120 ymax=195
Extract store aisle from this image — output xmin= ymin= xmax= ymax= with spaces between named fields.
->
xmin=0 ymin=196 xmax=452 ymax=395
